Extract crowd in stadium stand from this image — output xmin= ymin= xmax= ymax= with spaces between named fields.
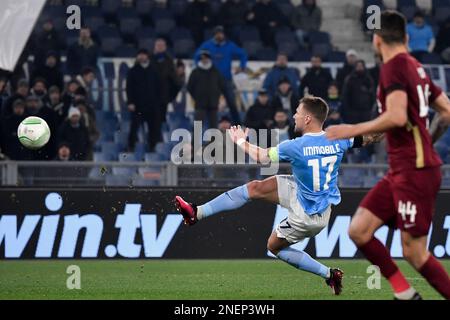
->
xmin=0 ymin=0 xmax=449 ymax=165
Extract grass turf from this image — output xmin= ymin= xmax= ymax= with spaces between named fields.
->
xmin=0 ymin=259 xmax=448 ymax=300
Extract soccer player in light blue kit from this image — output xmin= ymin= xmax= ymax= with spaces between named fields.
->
xmin=175 ymin=96 xmax=381 ymax=295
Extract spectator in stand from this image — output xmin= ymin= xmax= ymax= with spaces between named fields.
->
xmin=247 ymin=0 xmax=284 ymax=47
xmin=151 ymin=38 xmax=182 ymax=124
xmin=336 ymin=49 xmax=358 ymax=93
xmin=263 ymin=52 xmax=300 ymax=99
xmin=126 ymin=49 xmax=161 ymax=152
xmin=341 ymin=60 xmax=375 ymax=124
xmin=324 ymin=82 xmax=343 ymax=128
xmin=31 ymin=51 xmax=63 ymax=91
xmin=407 ymin=11 xmax=435 ymax=61
xmin=61 ymin=79 xmax=81 ymax=116
xmin=45 ymin=86 xmax=66 ymax=125
xmin=219 ymin=0 xmax=250 ymax=42
xmin=368 ymin=54 xmax=382 ymax=93
xmin=245 ymin=88 xmax=274 ymax=131
xmin=66 ymin=27 xmax=99 ymax=75
xmin=1 ymin=99 xmax=32 ymax=160
xmin=2 ymin=79 xmax=29 ymax=117
xmin=32 ymin=19 xmax=64 ymax=68
xmin=30 ymin=78 xmax=48 ymax=102
xmin=291 ymin=0 xmax=322 ymax=48
xmin=58 ymin=106 xmax=91 ymax=161
xmin=188 ymin=50 xmax=225 ymax=129
xmin=195 ymin=26 xmax=247 ymax=124
xmin=299 ymin=55 xmax=332 ymax=100
xmin=172 ymin=59 xmax=188 ymax=114
xmin=74 ymin=99 xmax=99 ymax=160
xmin=434 ymin=17 xmax=450 ymax=63
xmin=25 ymin=95 xmax=57 ymax=160
xmin=75 ymin=67 xmax=96 ymax=105
xmin=0 ymin=76 xmax=8 ymax=112
xmin=271 ymin=109 xmax=296 ymax=143
xmin=54 ymin=142 xmax=72 ymax=161
xmin=271 ymin=77 xmax=299 ymax=118
xmin=184 ymin=0 xmax=213 ymax=45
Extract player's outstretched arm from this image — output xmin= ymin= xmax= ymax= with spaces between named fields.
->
xmin=326 ymin=90 xmax=408 ymax=140
xmin=430 ymin=93 xmax=450 ymax=143
xmin=228 ymin=125 xmax=271 ymax=164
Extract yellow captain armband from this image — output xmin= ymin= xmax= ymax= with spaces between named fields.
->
xmin=268 ymin=147 xmax=279 ymax=162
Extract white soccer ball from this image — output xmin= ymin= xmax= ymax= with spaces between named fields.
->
xmin=17 ymin=116 xmax=51 ymax=150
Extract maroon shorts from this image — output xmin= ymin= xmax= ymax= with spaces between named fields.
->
xmin=360 ymin=166 xmax=442 ymax=237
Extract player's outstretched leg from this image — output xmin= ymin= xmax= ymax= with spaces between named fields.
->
xmin=175 ymin=176 xmax=278 ymax=225
xmin=401 ymin=232 xmax=450 ymax=299
xmin=349 ymin=207 xmax=421 ymax=300
xmin=267 ymin=232 xmax=344 ymax=295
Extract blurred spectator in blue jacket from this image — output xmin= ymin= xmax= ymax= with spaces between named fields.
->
xmin=407 ymin=11 xmax=435 ymax=61
xmin=195 ymin=26 xmax=248 ymax=124
xmin=263 ymin=53 xmax=300 ymax=98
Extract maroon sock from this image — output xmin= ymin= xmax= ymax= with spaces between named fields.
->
xmin=359 ymin=238 xmax=398 ymax=278
xmin=419 ymin=255 xmax=450 ymax=299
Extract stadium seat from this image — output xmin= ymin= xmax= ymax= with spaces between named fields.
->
xmin=170 ymin=0 xmax=189 ymax=18
xmin=421 ymin=52 xmax=443 ymax=64
xmin=118 ymin=9 xmax=142 ymax=39
xmin=132 ymin=176 xmax=160 ymax=186
xmin=432 ymin=0 xmax=450 ymax=13
xmin=173 ymin=39 xmax=196 ymax=58
xmin=311 ymin=43 xmax=332 ymax=59
xmin=136 ymin=0 xmax=153 ymax=19
xmin=105 ymin=175 xmax=130 ymax=186
xmin=154 ymin=18 xmax=176 ymax=36
xmin=243 ymin=41 xmax=264 ymax=59
xmin=293 ymin=49 xmax=312 ymax=62
xmin=101 ymin=142 xmax=120 ymax=161
xmin=308 ymin=31 xmax=331 ymax=44
xmin=434 ymin=6 xmax=450 ymax=24
xmin=275 ymin=29 xmax=297 ymax=46
xmin=326 ymin=51 xmax=346 ymax=62
xmin=239 ymin=26 xmax=261 ymax=43
xmin=145 ymin=152 xmax=165 ymax=162
xmin=255 ymin=47 xmax=277 ymax=61
xmin=101 ymin=0 xmax=121 ymax=19
xmin=399 ymin=5 xmax=418 ymax=21
xmin=397 ymin=0 xmax=417 ymax=9
xmin=115 ymin=45 xmax=138 ymax=58
xmin=155 ymin=142 xmax=173 ymax=161
xmin=277 ymin=42 xmax=299 ymax=59
xmin=84 ymin=16 xmax=105 ymax=34
xmin=134 ymin=142 xmax=147 ymax=161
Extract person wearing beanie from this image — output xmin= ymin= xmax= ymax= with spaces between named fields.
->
xmin=58 ymin=106 xmax=91 ymax=160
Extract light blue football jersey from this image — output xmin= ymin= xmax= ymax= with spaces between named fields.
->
xmin=270 ymin=131 xmax=354 ymax=215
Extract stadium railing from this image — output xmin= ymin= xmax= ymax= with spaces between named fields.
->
xmin=2 ymin=161 xmax=450 ymax=189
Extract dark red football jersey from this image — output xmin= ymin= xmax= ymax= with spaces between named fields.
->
xmin=377 ymin=52 xmax=443 ymax=172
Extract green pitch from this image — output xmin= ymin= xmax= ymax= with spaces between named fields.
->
xmin=0 ymin=259 xmax=448 ymax=300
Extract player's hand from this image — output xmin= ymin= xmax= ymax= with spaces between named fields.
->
xmin=128 ymin=104 xmax=136 ymax=112
xmin=325 ymin=124 xmax=356 ymax=140
xmin=228 ymin=125 xmax=249 ymax=144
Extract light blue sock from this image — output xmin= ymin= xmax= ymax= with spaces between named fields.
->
xmin=198 ymin=184 xmax=250 ymax=220
xmin=277 ymin=247 xmax=330 ymax=279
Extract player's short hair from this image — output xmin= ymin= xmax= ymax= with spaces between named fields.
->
xmin=300 ymin=96 xmax=329 ymax=124
xmin=374 ymin=10 xmax=407 ymax=44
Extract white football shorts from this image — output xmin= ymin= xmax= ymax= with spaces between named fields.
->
xmin=275 ymin=175 xmax=331 ymax=244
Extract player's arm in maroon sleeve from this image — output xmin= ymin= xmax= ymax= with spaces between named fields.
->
xmin=429 ymin=92 xmax=450 ymax=143
xmin=326 ymin=90 xmax=408 ymax=140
